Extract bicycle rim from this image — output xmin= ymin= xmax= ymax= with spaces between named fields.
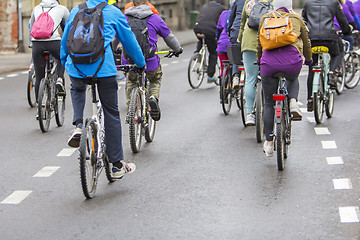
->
xmin=325 ymin=89 xmax=335 ymax=118
xmin=144 ymin=101 xmax=156 ymax=142
xmin=344 ymin=54 xmax=355 ymax=85
xmin=240 ymin=87 xmax=247 ymax=127
xmin=55 ymin=94 xmax=65 ymax=127
xmin=255 ymin=83 xmax=264 ymax=142
xmin=27 ymin=67 xmax=36 ymax=107
xmin=79 ymin=119 xmax=99 ymax=199
xmin=188 ymin=54 xmax=204 ymax=89
xmin=129 ymin=88 xmax=143 ymax=153
xmin=38 ymin=79 xmax=51 ymax=132
xmin=221 ymin=71 xmax=232 ymax=115
xmin=335 ymin=60 xmax=345 ymax=94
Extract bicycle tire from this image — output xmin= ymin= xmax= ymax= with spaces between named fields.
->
xmin=129 ymin=88 xmax=143 ymax=153
xmin=103 ymin=151 xmax=115 ymax=183
xmin=188 ymin=53 xmax=204 ymax=89
xmin=79 ymin=118 xmax=98 ymax=199
xmin=239 ymin=87 xmax=247 ymax=127
xmin=55 ymin=93 xmax=65 ymax=127
xmin=284 ymin=100 xmax=291 ymax=159
xmin=220 ymin=67 xmax=233 ymax=115
xmin=26 ymin=66 xmax=36 ymax=107
xmin=38 ymin=79 xmax=51 ymax=132
xmin=276 ymin=115 xmax=285 ymax=171
xmin=335 ymin=59 xmax=345 ymax=95
xmin=344 ymin=53 xmax=355 ymax=86
xmin=213 ymin=59 xmax=220 ymax=86
xmin=325 ymin=89 xmax=335 ymax=118
xmin=345 ymin=54 xmax=360 ymax=89
xmin=255 ymin=82 xmax=264 ymax=143
xmin=314 ymin=74 xmax=324 ymax=124
xmin=144 ymin=98 xmax=157 ymax=142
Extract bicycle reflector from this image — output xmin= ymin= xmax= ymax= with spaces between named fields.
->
xmin=276 ymin=106 xmax=282 ymax=118
xmin=238 ymin=67 xmax=245 ymax=71
xmin=312 ymin=69 xmax=322 ymax=72
xmin=273 ymin=94 xmax=285 ymax=101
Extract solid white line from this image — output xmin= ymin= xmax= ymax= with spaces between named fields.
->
xmin=57 ymin=148 xmax=77 ymax=157
xmin=339 ymin=207 xmax=360 ymax=223
xmin=1 ymin=190 xmax=32 ymax=204
xmin=33 ymin=166 xmax=60 ymax=177
xmin=333 ymin=178 xmax=352 ymax=190
xmin=314 ymin=127 xmax=331 ymax=135
xmin=321 ymin=141 xmax=337 ymax=149
xmin=307 ymin=117 xmax=316 ymax=123
xmin=6 ymin=74 xmax=18 ymax=78
xmin=327 ymin=156 xmax=344 ymax=165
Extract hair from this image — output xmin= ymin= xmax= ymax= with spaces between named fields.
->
xmin=133 ymin=0 xmax=148 ymax=6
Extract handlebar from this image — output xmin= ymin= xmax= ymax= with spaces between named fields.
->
xmin=116 ymin=64 xmax=144 ymax=73
xmin=155 ymin=50 xmax=180 ymax=58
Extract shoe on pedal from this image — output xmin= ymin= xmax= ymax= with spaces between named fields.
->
xmin=149 ymin=96 xmax=161 ymax=121
xmin=246 ymin=113 xmax=255 ymax=126
xmin=328 ymin=73 xmax=336 ymax=89
xmin=307 ymin=99 xmax=313 ymax=112
xmin=290 ymin=100 xmax=302 ymax=121
xmin=263 ymin=141 xmax=274 ymax=157
xmin=207 ymin=76 xmax=216 ymax=83
xmin=233 ymin=75 xmax=240 ymax=91
xmin=67 ymin=124 xmax=83 ymax=148
xmin=112 ymin=161 xmax=136 ymax=179
xmin=56 ymin=77 xmax=66 ymax=96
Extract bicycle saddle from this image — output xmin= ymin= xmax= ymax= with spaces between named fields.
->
xmin=272 ymin=72 xmax=288 ymax=79
xmin=312 ymin=46 xmax=329 ymax=54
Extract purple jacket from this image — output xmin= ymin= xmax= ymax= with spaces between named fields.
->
xmin=216 ymin=10 xmax=231 ymax=53
xmin=354 ymin=1 xmax=360 ymax=15
xmin=334 ymin=4 xmax=354 ymax=29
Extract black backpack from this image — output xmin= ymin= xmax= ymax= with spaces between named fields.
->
xmin=123 ymin=14 xmax=156 ymax=63
xmin=66 ymin=2 xmax=107 ymax=76
xmin=247 ymin=0 xmax=273 ymax=30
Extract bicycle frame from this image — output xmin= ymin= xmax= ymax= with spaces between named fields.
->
xmin=312 ymin=52 xmax=330 ymax=95
xmin=273 ymin=76 xmax=289 ymax=124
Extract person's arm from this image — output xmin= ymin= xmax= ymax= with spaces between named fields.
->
xmin=156 ymin=16 xmax=181 ymax=52
xmin=60 ymin=6 xmax=70 ymax=31
xmin=60 ymin=7 xmax=77 ymax=66
xmin=336 ymin=3 xmax=351 ymax=34
xmin=237 ymin=4 xmax=247 ymax=43
xmin=299 ymin=17 xmax=312 ymax=62
xmin=216 ymin=12 xmax=224 ymax=40
xmin=227 ymin=4 xmax=236 ymax=35
xmin=256 ymin=16 xmax=264 ymax=62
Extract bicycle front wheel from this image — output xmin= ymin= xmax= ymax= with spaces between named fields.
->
xmin=55 ymin=93 xmax=65 ymax=127
xmin=188 ymin=53 xmax=204 ymax=89
xmin=37 ymin=79 xmax=51 ymax=132
xmin=255 ymin=82 xmax=264 ymax=143
xmin=79 ymin=118 xmax=99 ymax=199
xmin=27 ymin=65 xmax=36 ymax=107
xmin=220 ymin=68 xmax=233 ymax=115
xmin=129 ymin=88 xmax=143 ymax=153
xmin=276 ymin=115 xmax=285 ymax=171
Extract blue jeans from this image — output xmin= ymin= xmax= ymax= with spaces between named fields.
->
xmin=70 ymin=76 xmax=124 ymax=163
xmin=243 ymin=50 xmax=259 ymax=113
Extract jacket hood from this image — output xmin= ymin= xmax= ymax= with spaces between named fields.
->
xmin=39 ymin=0 xmax=59 ymax=8
xmin=125 ymin=5 xmax=153 ymax=19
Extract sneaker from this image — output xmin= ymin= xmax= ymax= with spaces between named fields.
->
xmin=112 ymin=161 xmax=136 ymax=179
xmin=328 ymin=73 xmax=336 ymax=89
xmin=246 ymin=113 xmax=255 ymax=126
xmin=290 ymin=100 xmax=302 ymax=121
xmin=263 ymin=141 xmax=274 ymax=157
xmin=233 ymin=75 xmax=240 ymax=91
xmin=149 ymin=96 xmax=161 ymax=121
xmin=56 ymin=78 xmax=66 ymax=96
xmin=307 ymin=99 xmax=313 ymax=112
xmin=67 ymin=124 xmax=83 ymax=148
xmin=207 ymin=76 xmax=216 ymax=83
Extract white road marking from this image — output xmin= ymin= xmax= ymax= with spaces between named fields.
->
xmin=57 ymin=148 xmax=77 ymax=157
xmin=0 ymin=77 xmax=4 ymax=80
xmin=314 ymin=127 xmax=331 ymax=135
xmin=339 ymin=207 xmax=360 ymax=223
xmin=307 ymin=117 xmax=316 ymax=123
xmin=321 ymin=141 xmax=337 ymax=149
xmin=6 ymin=73 xmax=18 ymax=78
xmin=21 ymin=71 xmax=28 ymax=74
xmin=162 ymin=63 xmax=169 ymax=67
xmin=171 ymin=61 xmax=180 ymax=64
xmin=333 ymin=178 xmax=352 ymax=190
xmin=327 ymin=156 xmax=344 ymax=165
xmin=33 ymin=166 xmax=60 ymax=177
xmin=1 ymin=190 xmax=32 ymax=205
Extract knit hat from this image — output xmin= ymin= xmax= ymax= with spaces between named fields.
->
xmin=273 ymin=0 xmax=293 ymax=10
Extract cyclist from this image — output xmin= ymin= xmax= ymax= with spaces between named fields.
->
xmin=216 ymin=8 xmax=231 ymax=78
xmin=257 ymin=0 xmax=312 ymax=157
xmin=335 ymin=1 xmax=356 ymax=50
xmin=124 ymin=0 xmax=159 ymax=15
xmin=302 ymin=0 xmax=351 ymax=112
xmin=193 ymin=0 xmax=225 ymax=83
xmin=30 ymin=0 xmax=69 ymax=102
xmin=123 ymin=0 xmax=183 ymax=122
xmin=60 ymin=0 xmax=146 ymax=179
xmin=346 ymin=0 xmax=360 ymax=29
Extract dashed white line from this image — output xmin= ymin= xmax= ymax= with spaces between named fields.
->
xmin=339 ymin=207 xmax=360 ymax=223
xmin=57 ymin=148 xmax=77 ymax=157
xmin=321 ymin=141 xmax=337 ymax=149
xmin=327 ymin=156 xmax=344 ymax=165
xmin=315 ymin=127 xmax=331 ymax=135
xmin=333 ymin=178 xmax=352 ymax=190
xmin=0 ymin=77 xmax=4 ymax=81
xmin=33 ymin=166 xmax=60 ymax=177
xmin=6 ymin=73 xmax=19 ymax=78
xmin=1 ymin=190 xmax=32 ymax=205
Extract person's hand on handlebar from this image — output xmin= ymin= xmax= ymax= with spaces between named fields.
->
xmin=174 ymin=47 xmax=183 ymax=57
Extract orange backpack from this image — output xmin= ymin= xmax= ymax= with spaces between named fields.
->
xmin=259 ymin=11 xmax=298 ymax=50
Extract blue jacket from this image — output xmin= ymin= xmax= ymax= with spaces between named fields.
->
xmin=60 ymin=0 xmax=145 ymax=78
xmin=227 ymin=0 xmax=246 ymax=44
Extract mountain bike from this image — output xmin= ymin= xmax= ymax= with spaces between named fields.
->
xmin=79 ymin=77 xmax=114 ymax=199
xmin=37 ymin=51 xmax=65 ymax=132
xmin=311 ymin=46 xmax=335 ymax=124
xmin=27 ymin=59 xmax=36 ymax=107
xmin=188 ymin=34 xmax=219 ymax=89
xmin=272 ymin=73 xmax=292 ymax=171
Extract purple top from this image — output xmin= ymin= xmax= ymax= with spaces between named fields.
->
xmin=354 ymin=1 xmax=360 ymax=16
xmin=216 ymin=10 xmax=231 ymax=53
xmin=334 ymin=4 xmax=354 ymax=29
xmin=346 ymin=0 xmax=356 ymax=16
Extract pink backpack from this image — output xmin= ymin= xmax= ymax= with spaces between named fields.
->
xmin=30 ymin=7 xmax=58 ymax=39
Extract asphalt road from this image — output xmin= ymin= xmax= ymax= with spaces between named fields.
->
xmin=0 ymin=44 xmax=360 ymax=240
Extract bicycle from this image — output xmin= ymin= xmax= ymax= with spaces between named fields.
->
xmin=37 ymin=51 xmax=65 ymax=132
xmin=311 ymin=46 xmax=335 ymax=124
xmin=188 ymin=33 xmax=219 ymax=89
xmin=343 ymin=31 xmax=360 ymax=89
xmin=27 ymin=59 xmax=36 ymax=107
xmin=78 ymin=77 xmax=114 ymax=199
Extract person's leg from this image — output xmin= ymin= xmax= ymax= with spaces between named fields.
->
xmin=205 ymin=34 xmax=218 ymax=78
xmin=126 ymin=71 xmax=139 ymax=108
xmin=48 ymin=40 xmax=66 ymax=95
xmin=32 ymin=42 xmax=46 ymax=101
xmin=243 ymin=50 xmax=259 ymax=113
xmin=146 ymin=66 xmax=163 ymax=121
xmin=286 ymin=73 xmax=302 ymax=120
xmin=217 ymin=53 xmax=228 ymax=77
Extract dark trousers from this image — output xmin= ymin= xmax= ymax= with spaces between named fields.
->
xmin=70 ymin=76 xmax=124 ymax=163
xmin=195 ymin=33 xmax=218 ymax=78
xmin=32 ymin=40 xmax=65 ymax=100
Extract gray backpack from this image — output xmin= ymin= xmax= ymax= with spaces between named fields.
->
xmin=247 ymin=0 xmax=273 ymax=30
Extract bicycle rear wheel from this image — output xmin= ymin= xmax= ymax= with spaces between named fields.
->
xmin=129 ymin=88 xmax=143 ymax=153
xmin=344 ymin=53 xmax=355 ymax=86
xmin=314 ymin=74 xmax=324 ymax=124
xmin=38 ymin=79 xmax=51 ymax=132
xmin=27 ymin=65 xmax=36 ymax=107
xmin=345 ymin=54 xmax=360 ymax=89
xmin=188 ymin=53 xmax=204 ymax=89
xmin=55 ymin=93 xmax=65 ymax=127
xmin=79 ymin=118 xmax=99 ymax=199
xmin=103 ymin=150 xmax=115 ymax=183
xmin=220 ymin=67 xmax=233 ymax=115
xmin=325 ymin=89 xmax=335 ymax=118
xmin=145 ymin=98 xmax=156 ymax=142
xmin=335 ymin=59 xmax=345 ymax=95
xmin=255 ymin=82 xmax=264 ymax=142
xmin=276 ymin=114 xmax=285 ymax=171
xmin=239 ymin=87 xmax=247 ymax=127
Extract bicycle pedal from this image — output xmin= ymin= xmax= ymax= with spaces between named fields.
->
xmin=291 ymin=116 xmax=302 ymax=121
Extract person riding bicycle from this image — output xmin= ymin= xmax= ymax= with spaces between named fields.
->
xmin=124 ymin=0 xmax=159 ymax=15
xmin=123 ymin=0 xmax=183 ymax=122
xmin=193 ymin=0 xmax=225 ymax=83
xmin=30 ymin=0 xmax=69 ymax=103
xmin=216 ymin=7 xmax=231 ymax=78
xmin=257 ymin=0 xmax=312 ymax=157
xmin=335 ymin=1 xmax=357 ymax=50
xmin=302 ymin=0 xmax=351 ymax=112
xmin=60 ymin=0 xmax=146 ymax=179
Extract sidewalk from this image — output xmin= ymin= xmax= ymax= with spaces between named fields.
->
xmin=0 ymin=29 xmax=197 ymax=76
